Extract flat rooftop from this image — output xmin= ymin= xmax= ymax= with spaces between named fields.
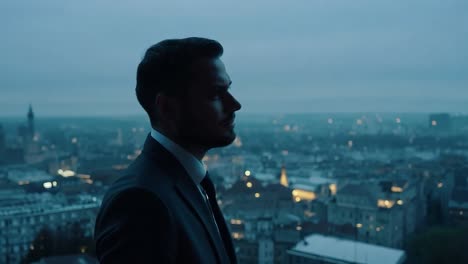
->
xmin=288 ymin=234 xmax=405 ymax=264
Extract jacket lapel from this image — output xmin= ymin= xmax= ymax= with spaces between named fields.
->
xmin=141 ymin=135 xmax=230 ymax=263
xmin=211 ymin=200 xmax=237 ymax=263
xmin=175 ymin=180 xmax=230 ymax=263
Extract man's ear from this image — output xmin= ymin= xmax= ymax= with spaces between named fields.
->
xmin=155 ymin=93 xmax=181 ymax=122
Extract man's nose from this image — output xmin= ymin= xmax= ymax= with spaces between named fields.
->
xmin=227 ymin=93 xmax=242 ymax=112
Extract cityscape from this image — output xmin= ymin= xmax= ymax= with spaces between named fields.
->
xmin=0 ymin=106 xmax=467 ymax=263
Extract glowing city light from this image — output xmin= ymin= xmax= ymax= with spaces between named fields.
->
xmin=244 ymin=170 xmax=251 ymax=177
xmin=356 ymin=223 xmax=363 ymax=228
xmin=255 ymin=192 xmax=261 ymax=198
xmin=391 ymin=186 xmax=403 ymax=193
xmin=58 ymin=169 xmax=76 ymax=177
xmin=329 ymin=184 xmax=337 ymax=195
xmin=378 ymin=199 xmax=395 ymax=208
xmin=232 ymin=232 xmax=243 ymax=239
xmin=230 ymin=219 xmax=243 ymax=225
xmin=397 ymin=200 xmax=404 ymax=205
xmin=432 ymin=120 xmax=437 ymax=126
xmin=43 ymin=182 xmax=53 ymax=189
xmin=292 ymin=189 xmax=316 ymax=201
xmin=246 ymin=182 xmax=253 ymax=188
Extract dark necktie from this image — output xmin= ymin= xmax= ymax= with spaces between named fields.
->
xmin=200 ymin=173 xmax=237 ymax=264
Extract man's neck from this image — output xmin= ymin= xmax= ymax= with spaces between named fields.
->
xmin=153 ymin=127 xmax=207 ymax=161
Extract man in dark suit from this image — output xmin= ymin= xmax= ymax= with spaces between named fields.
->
xmin=94 ymin=37 xmax=242 ymax=263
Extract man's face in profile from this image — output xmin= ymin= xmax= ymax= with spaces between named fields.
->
xmin=177 ymin=57 xmax=242 ymax=149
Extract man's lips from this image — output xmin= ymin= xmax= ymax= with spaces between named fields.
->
xmin=221 ymin=115 xmax=235 ymax=126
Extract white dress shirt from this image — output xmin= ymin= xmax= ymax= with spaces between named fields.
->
xmin=150 ymin=128 xmax=207 ymax=185
xmin=150 ymin=129 xmax=222 ymax=234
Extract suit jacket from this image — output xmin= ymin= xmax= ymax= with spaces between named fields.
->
xmin=94 ymin=135 xmax=237 ymax=263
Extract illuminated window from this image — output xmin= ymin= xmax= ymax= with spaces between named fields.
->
xmin=377 ymin=199 xmax=395 ymax=208
xmin=329 ymin=184 xmax=337 ymax=195
xmin=230 ymin=219 xmax=243 ymax=225
xmin=232 ymin=232 xmax=244 ymax=239
xmin=391 ymin=186 xmax=403 ymax=193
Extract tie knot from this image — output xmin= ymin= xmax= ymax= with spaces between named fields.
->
xmin=201 ymin=172 xmax=216 ymax=199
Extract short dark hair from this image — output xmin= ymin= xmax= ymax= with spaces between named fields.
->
xmin=135 ymin=37 xmax=224 ymax=127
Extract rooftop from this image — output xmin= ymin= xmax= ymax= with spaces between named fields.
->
xmin=288 ymin=234 xmax=405 ymax=264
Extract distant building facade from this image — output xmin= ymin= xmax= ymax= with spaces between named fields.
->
xmin=0 ymin=191 xmax=99 ymax=264
xmin=327 ymin=179 xmax=425 ymax=248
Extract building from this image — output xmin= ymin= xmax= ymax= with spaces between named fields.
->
xmin=33 ymin=254 xmax=98 ymax=264
xmin=447 ymin=166 xmax=468 ymax=225
xmin=448 ymin=188 xmax=468 ymax=226
xmin=287 ymin=234 xmax=406 ymax=264
xmin=0 ymin=190 xmax=99 ymax=264
xmin=428 ymin=113 xmax=452 ymax=133
xmin=222 ymin=168 xmax=304 ymax=263
xmin=27 ymin=104 xmax=35 ymax=139
xmin=327 ymin=179 xmax=425 ymax=248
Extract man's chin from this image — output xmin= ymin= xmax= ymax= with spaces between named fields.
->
xmin=211 ymin=131 xmax=237 ymax=148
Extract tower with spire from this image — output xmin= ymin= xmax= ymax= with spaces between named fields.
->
xmin=279 ymin=165 xmax=289 ymax=187
xmin=27 ymin=104 xmax=35 ymax=139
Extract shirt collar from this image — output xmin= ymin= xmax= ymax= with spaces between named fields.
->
xmin=150 ymin=128 xmax=206 ymax=185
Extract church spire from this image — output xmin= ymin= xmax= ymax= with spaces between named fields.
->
xmin=27 ymin=104 xmax=35 ymax=137
xmin=280 ymin=164 xmax=289 ymax=187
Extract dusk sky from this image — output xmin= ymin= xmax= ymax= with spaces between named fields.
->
xmin=1 ymin=0 xmax=467 ymax=116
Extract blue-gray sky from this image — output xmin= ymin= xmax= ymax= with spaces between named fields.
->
xmin=1 ymin=0 xmax=467 ymax=116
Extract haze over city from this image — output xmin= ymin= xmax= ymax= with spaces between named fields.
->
xmin=1 ymin=0 xmax=467 ymax=116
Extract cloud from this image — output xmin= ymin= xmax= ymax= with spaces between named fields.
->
xmin=1 ymin=0 xmax=467 ymax=115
